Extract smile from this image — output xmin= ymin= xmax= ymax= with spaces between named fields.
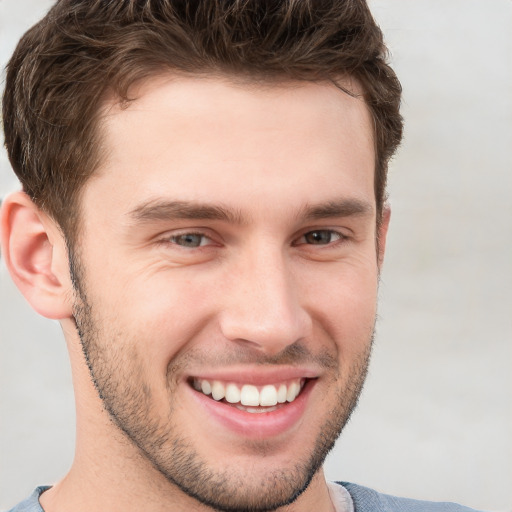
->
xmin=186 ymin=371 xmax=317 ymax=437
xmin=191 ymin=378 xmax=306 ymax=412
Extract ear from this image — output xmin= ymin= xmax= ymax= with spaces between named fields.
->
xmin=377 ymin=205 xmax=391 ymax=268
xmin=1 ymin=191 xmax=74 ymax=319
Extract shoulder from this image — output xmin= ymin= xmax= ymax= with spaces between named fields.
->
xmin=4 ymin=487 xmax=50 ymax=512
xmin=336 ymin=482 xmax=486 ymax=512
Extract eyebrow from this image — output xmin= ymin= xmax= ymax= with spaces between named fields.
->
xmin=298 ymin=198 xmax=374 ymax=221
xmin=128 ymin=197 xmax=374 ymax=225
xmin=128 ymin=200 xmax=245 ymax=224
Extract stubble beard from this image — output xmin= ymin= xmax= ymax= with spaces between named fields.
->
xmin=70 ymin=257 xmax=373 ymax=512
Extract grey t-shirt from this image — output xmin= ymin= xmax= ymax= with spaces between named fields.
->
xmin=6 ymin=486 xmax=352 ymax=512
xmin=6 ymin=483 xmax=484 ymax=512
xmin=6 ymin=487 xmax=49 ymax=512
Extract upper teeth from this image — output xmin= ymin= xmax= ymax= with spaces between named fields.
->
xmin=193 ymin=378 xmax=303 ymax=407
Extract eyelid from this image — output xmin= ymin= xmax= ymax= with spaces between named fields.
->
xmin=293 ymin=228 xmax=349 ymax=246
xmin=157 ymin=228 xmax=220 ymax=248
xmin=171 ymin=233 xmax=210 ymax=247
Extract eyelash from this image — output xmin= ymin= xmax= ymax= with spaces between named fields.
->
xmin=166 ymin=232 xmax=214 ymax=248
xmin=294 ymin=229 xmax=346 ymax=246
xmin=159 ymin=229 xmax=347 ymax=249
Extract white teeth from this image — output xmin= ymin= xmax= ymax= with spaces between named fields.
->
xmin=237 ymin=405 xmax=278 ymax=413
xmin=194 ymin=378 xmax=305 ymax=407
xmin=225 ymin=383 xmax=241 ymax=403
xmin=211 ymin=381 xmax=225 ymax=401
xmin=201 ymin=380 xmax=212 ymax=395
xmin=260 ymin=385 xmax=278 ymax=406
xmin=240 ymin=385 xmax=260 ymax=406
xmin=286 ymin=381 xmax=300 ymax=402
xmin=277 ymin=384 xmax=287 ymax=403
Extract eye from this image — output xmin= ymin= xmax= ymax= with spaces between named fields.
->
xmin=169 ymin=233 xmax=210 ymax=248
xmin=298 ymin=230 xmax=344 ymax=245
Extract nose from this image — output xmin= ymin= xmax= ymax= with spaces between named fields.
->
xmin=218 ymin=247 xmax=313 ymax=355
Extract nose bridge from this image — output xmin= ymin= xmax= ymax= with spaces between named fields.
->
xmin=219 ymin=243 xmax=311 ymax=353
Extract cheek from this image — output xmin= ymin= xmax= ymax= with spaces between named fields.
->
xmin=304 ymin=263 xmax=378 ymax=354
xmin=112 ymin=271 xmax=217 ymax=371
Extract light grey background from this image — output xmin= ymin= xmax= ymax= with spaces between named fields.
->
xmin=1 ymin=1 xmax=511 ymax=510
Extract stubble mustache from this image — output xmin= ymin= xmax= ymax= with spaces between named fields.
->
xmin=165 ymin=339 xmax=341 ymax=383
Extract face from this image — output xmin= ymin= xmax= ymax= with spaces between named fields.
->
xmin=71 ymin=76 xmax=384 ymax=511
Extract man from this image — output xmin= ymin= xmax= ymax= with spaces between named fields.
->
xmin=0 ymin=1 xmax=484 ymax=511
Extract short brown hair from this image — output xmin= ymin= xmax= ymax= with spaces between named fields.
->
xmin=2 ymin=0 xmax=402 ymax=245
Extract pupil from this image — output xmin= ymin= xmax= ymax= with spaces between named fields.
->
xmin=178 ymin=234 xmax=201 ymax=247
xmin=306 ymin=231 xmax=330 ymax=244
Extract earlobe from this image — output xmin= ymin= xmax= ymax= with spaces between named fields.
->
xmin=1 ymin=191 xmax=73 ymax=319
xmin=377 ymin=205 xmax=391 ymax=268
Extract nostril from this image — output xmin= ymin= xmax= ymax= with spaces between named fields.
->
xmin=231 ymin=337 xmax=267 ymax=351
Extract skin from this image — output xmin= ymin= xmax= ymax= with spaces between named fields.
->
xmin=1 ymin=76 xmax=389 ymax=512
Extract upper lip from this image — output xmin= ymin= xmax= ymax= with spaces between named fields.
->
xmin=185 ymin=366 xmax=320 ymax=386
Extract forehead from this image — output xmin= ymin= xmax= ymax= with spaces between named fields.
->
xmin=85 ymin=75 xmax=375 ymax=222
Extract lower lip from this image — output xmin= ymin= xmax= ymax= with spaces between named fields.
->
xmin=187 ymin=380 xmax=315 ymax=439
